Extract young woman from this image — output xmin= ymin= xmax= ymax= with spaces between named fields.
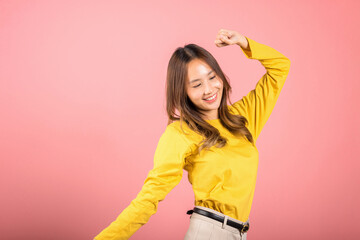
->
xmin=94 ymin=29 xmax=291 ymax=240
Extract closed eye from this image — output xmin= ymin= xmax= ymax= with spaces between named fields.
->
xmin=193 ymin=76 xmax=216 ymax=88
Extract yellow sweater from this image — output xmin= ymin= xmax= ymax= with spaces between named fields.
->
xmin=94 ymin=37 xmax=291 ymax=240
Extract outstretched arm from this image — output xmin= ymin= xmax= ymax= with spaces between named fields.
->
xmin=94 ymin=124 xmax=191 ymax=240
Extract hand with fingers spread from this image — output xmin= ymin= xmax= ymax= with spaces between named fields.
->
xmin=214 ymin=28 xmax=250 ymax=51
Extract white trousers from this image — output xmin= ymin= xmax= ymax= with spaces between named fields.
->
xmin=184 ymin=206 xmax=250 ymax=240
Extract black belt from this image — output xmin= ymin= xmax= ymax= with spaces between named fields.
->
xmin=186 ymin=207 xmax=250 ymax=233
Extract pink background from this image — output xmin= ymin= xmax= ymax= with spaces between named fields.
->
xmin=1 ymin=0 xmax=359 ymax=239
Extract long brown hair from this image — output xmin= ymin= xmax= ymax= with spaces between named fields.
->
xmin=165 ymin=43 xmax=254 ymax=155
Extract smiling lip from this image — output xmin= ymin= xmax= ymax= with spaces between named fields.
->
xmin=203 ymin=92 xmax=218 ymax=103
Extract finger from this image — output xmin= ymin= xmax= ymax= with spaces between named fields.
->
xmin=215 ymin=30 xmax=232 ymax=44
xmin=215 ymin=34 xmax=226 ymax=43
xmin=224 ymin=31 xmax=232 ymax=38
xmin=219 ymin=31 xmax=232 ymax=41
xmin=217 ymin=32 xmax=229 ymax=40
xmin=214 ymin=40 xmax=227 ymax=47
xmin=215 ymin=42 xmax=227 ymax=47
xmin=216 ymin=31 xmax=225 ymax=37
xmin=216 ymin=42 xmax=228 ymax=48
xmin=218 ymin=31 xmax=228 ymax=37
xmin=216 ymin=37 xmax=229 ymax=46
xmin=219 ymin=29 xmax=232 ymax=35
xmin=218 ymin=29 xmax=228 ymax=35
xmin=214 ymin=40 xmax=227 ymax=46
xmin=220 ymin=35 xmax=233 ymax=45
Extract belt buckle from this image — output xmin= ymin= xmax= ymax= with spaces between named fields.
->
xmin=241 ymin=223 xmax=249 ymax=233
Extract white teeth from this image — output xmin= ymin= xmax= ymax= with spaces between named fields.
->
xmin=205 ymin=93 xmax=216 ymax=100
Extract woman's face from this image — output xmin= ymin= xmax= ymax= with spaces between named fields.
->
xmin=186 ymin=58 xmax=223 ymax=120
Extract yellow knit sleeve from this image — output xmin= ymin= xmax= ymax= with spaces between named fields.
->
xmin=229 ymin=36 xmax=291 ymax=145
xmin=94 ymin=124 xmax=190 ymax=240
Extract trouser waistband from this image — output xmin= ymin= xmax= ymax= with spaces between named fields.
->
xmin=186 ymin=206 xmax=250 ymax=234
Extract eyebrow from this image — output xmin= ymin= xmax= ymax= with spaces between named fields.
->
xmin=189 ymin=70 xmax=213 ymax=83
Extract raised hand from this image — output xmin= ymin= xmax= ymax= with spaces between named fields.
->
xmin=214 ymin=28 xmax=249 ymax=50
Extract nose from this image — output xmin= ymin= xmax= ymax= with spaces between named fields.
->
xmin=203 ymin=81 xmax=213 ymax=95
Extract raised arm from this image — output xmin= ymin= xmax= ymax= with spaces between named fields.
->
xmin=94 ymin=124 xmax=191 ymax=240
xmin=216 ymin=31 xmax=291 ymax=145
xmin=231 ymin=36 xmax=291 ymax=144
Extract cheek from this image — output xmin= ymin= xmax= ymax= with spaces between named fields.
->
xmin=193 ymin=92 xmax=203 ymax=100
xmin=214 ymin=80 xmax=223 ymax=89
xmin=187 ymin=89 xmax=201 ymax=101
